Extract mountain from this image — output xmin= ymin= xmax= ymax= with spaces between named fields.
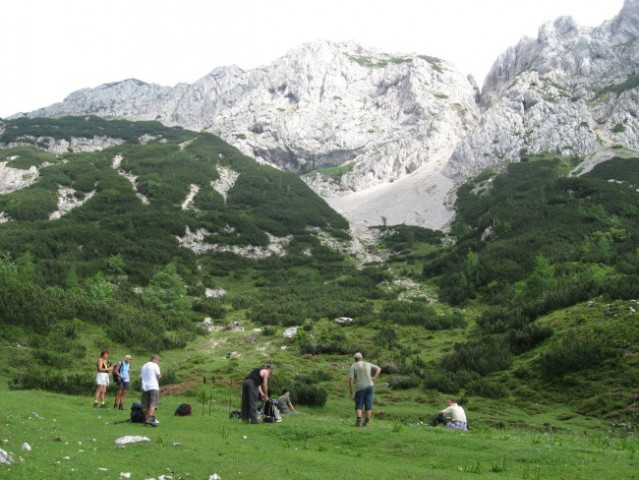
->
xmin=2 ymin=85 xmax=639 ymax=428
xmin=11 ymin=1 xmax=639 ymax=232
xmin=15 ymin=41 xmax=480 ymax=231
xmin=445 ymin=0 xmax=639 ymax=180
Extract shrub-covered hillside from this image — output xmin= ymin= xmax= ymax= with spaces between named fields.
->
xmin=0 ymin=116 xmax=387 ymax=391
xmin=420 ymin=155 xmax=639 ymax=421
xmin=0 ymin=116 xmax=348 ymax=285
xmin=1 ymin=117 xmax=638 ymax=429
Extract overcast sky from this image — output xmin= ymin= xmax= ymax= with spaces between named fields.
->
xmin=0 ymin=0 xmax=625 ymax=118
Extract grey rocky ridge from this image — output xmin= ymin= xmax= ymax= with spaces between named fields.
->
xmin=10 ymin=0 xmax=639 ymax=231
xmin=18 ymin=41 xmax=480 ymax=231
xmin=446 ymin=0 xmax=639 ymax=181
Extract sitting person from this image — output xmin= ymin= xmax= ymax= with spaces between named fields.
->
xmin=430 ymin=398 xmax=468 ymax=430
xmin=276 ymin=389 xmax=297 ymax=414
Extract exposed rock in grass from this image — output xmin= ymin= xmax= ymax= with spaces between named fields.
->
xmin=114 ymin=436 xmax=150 ymax=446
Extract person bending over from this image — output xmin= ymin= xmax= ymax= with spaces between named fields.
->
xmin=241 ymin=365 xmax=273 ymax=424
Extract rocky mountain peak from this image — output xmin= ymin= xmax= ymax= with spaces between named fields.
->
xmin=17 ymin=40 xmax=479 ymax=230
xmin=607 ymin=0 xmax=639 ymax=42
xmin=12 ymin=3 xmax=639 ymax=232
xmin=446 ymin=1 xmax=639 ymax=182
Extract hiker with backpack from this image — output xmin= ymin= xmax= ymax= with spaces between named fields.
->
xmin=241 ymin=365 xmax=273 ymax=424
xmin=140 ymin=354 xmax=161 ymax=426
xmin=113 ymin=354 xmax=132 ymax=410
xmin=93 ymin=349 xmax=113 ymax=408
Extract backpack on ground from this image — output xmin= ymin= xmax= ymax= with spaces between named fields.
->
xmin=112 ymin=402 xmax=147 ymax=425
xmin=260 ymin=399 xmax=282 ymax=423
xmin=175 ymin=403 xmax=192 ymax=416
xmin=129 ymin=402 xmax=146 ymax=423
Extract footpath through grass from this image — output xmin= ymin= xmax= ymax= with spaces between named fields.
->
xmin=0 ymin=384 xmax=637 ymax=480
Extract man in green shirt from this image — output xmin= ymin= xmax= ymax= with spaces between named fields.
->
xmin=348 ymin=352 xmax=381 ymax=427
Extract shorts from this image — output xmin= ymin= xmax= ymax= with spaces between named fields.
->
xmin=141 ymin=390 xmax=160 ymax=409
xmin=96 ymin=372 xmax=110 ymax=386
xmin=117 ymin=381 xmax=130 ymax=391
xmin=354 ymin=386 xmax=374 ymax=411
xmin=447 ymin=420 xmax=468 ymax=431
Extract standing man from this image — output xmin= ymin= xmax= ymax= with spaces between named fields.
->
xmin=93 ymin=349 xmax=113 ymax=408
xmin=348 ymin=352 xmax=381 ymax=427
xmin=140 ymin=354 xmax=161 ymax=426
xmin=241 ymin=365 xmax=273 ymax=424
xmin=113 ymin=354 xmax=132 ymax=410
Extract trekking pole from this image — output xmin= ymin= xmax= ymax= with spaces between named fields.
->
xmin=202 ymin=376 xmax=206 ymax=415
xmin=209 ymin=381 xmax=213 ymax=416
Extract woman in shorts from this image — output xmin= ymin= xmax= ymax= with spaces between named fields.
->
xmin=93 ymin=349 xmax=113 ymax=408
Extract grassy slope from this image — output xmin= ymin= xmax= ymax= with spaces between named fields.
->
xmin=0 ymin=375 xmax=637 ymax=480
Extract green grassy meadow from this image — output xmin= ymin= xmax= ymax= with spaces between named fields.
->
xmin=0 ymin=382 xmax=637 ymax=480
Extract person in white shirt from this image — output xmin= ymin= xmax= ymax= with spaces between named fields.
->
xmin=140 ymin=355 xmax=162 ymax=425
xmin=431 ymin=398 xmax=468 ymax=430
xmin=348 ymin=352 xmax=381 ymax=427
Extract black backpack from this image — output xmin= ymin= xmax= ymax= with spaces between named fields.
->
xmin=175 ymin=403 xmax=192 ymax=416
xmin=129 ymin=402 xmax=146 ymax=423
xmin=261 ymin=399 xmax=282 ymax=423
xmin=113 ymin=361 xmax=124 ymax=384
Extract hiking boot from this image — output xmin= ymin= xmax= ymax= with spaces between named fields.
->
xmin=363 ymin=420 xmax=370 ymax=427
xmin=93 ymin=402 xmax=98 ymax=408
xmin=144 ymin=416 xmax=160 ymax=426
xmin=100 ymin=403 xmax=107 ymax=408
xmin=353 ymin=418 xmax=362 ymax=427
xmin=118 ymin=405 xmax=125 ymax=411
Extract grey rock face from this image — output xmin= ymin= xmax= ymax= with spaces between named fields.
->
xmin=445 ymin=0 xmax=639 ymax=181
xmin=13 ymin=1 xmax=639 ymax=230
xmin=16 ymin=41 xmax=479 ymax=229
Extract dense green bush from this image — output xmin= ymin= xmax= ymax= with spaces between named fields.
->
xmin=538 ymin=337 xmax=611 ymax=377
xmin=382 ymin=300 xmax=468 ymax=330
xmin=297 ymin=337 xmax=355 ymax=356
xmin=376 ymin=224 xmax=444 ymax=252
xmin=296 ymin=369 xmax=332 ymax=383
xmin=507 ymin=324 xmax=553 ymax=354
xmin=441 ymin=337 xmax=513 ymax=376
xmin=375 ymin=324 xmax=399 ymax=348
xmin=290 ymin=381 xmax=328 ymax=407
xmin=269 ymin=371 xmax=329 ymax=407
xmin=424 ymin=368 xmax=480 ymax=394
xmin=466 ymin=378 xmax=508 ymax=398
xmin=476 ymin=306 xmax=527 ymax=334
xmin=192 ymin=298 xmax=228 ymax=319
xmin=9 ymin=369 xmax=94 ymax=395
xmin=30 ymin=331 xmax=87 ymax=367
xmin=388 ymin=374 xmax=422 ymax=390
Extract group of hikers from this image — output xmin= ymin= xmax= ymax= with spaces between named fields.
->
xmin=240 ymin=352 xmax=468 ymax=430
xmin=92 ymin=349 xmax=161 ymax=426
xmin=95 ymin=349 xmax=467 ymax=430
